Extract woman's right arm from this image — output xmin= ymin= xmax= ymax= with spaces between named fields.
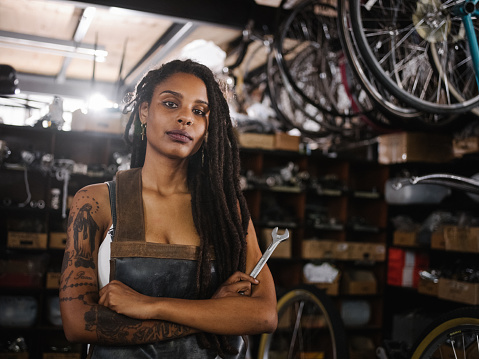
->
xmin=59 ymin=184 xmax=196 ymax=345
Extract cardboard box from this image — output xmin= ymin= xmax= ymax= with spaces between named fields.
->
xmin=378 ymin=132 xmax=453 ymax=164
xmin=301 ymin=239 xmax=335 ymax=259
xmin=348 ymin=242 xmax=368 ymax=261
xmin=3 ymin=354 xmax=29 ymax=359
xmin=430 ymin=228 xmax=445 ymax=250
xmin=7 ymin=232 xmax=48 ymax=249
xmin=303 ymin=273 xmax=341 ymax=296
xmin=393 ymin=231 xmax=418 ymax=247
xmin=368 ymin=243 xmax=387 ymax=262
xmin=468 ymin=227 xmax=479 ymax=253
xmin=302 ymin=240 xmax=385 ymax=261
xmin=341 ymin=270 xmax=377 ymax=295
xmin=349 ymin=336 xmax=376 ymax=359
xmin=238 ymin=133 xmax=275 ymax=150
xmin=46 ymin=272 xmax=61 ymax=289
xmin=43 ymin=354 xmax=81 ymax=359
xmin=453 ymin=136 xmax=479 ymax=157
xmin=333 ymin=242 xmax=350 ymax=260
xmin=49 ymin=232 xmax=67 ymax=249
xmin=443 ymin=225 xmax=477 ymax=252
xmin=259 ymin=228 xmax=291 ymax=258
xmin=274 ymin=133 xmax=300 ymax=152
xmin=438 ymin=278 xmax=479 ymax=305
xmin=349 ymin=242 xmax=386 ymax=262
xmin=417 ymin=277 xmax=438 ymax=297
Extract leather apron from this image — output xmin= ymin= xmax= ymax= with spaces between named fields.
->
xmin=89 ymin=168 xmax=246 ymax=359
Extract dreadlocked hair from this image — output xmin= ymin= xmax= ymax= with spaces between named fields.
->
xmin=122 ymin=59 xmax=251 ymax=357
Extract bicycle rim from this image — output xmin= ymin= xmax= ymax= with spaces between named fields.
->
xmin=257 ymin=285 xmax=349 ymax=359
xmin=266 ymin=51 xmax=334 ymax=137
xmin=411 ymin=313 xmax=479 ymax=358
xmin=337 ymin=0 xmax=464 ymax=130
xmin=276 ymin=0 xmax=360 ymax=117
xmin=349 ymin=0 xmax=479 ymax=115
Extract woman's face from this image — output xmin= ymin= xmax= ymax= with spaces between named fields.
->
xmin=140 ymin=72 xmax=209 ymax=161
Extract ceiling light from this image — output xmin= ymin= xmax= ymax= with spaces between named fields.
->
xmin=0 ymin=30 xmax=107 ymax=62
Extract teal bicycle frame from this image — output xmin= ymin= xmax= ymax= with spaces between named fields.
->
xmin=454 ymin=0 xmax=479 ymax=88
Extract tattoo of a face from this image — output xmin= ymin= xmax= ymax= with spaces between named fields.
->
xmin=72 ymin=201 xmax=99 ymax=269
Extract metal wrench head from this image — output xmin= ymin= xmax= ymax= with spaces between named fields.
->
xmin=271 ymin=226 xmax=289 ymax=244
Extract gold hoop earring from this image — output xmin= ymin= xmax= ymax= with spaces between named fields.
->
xmin=140 ymin=122 xmax=147 ymax=140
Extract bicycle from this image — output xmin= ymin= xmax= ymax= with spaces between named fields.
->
xmin=225 ymin=0 xmax=392 ymax=141
xmin=336 ymin=0 xmax=465 ymax=130
xmin=346 ymin=0 xmax=479 ymax=118
xmin=257 ymin=284 xmax=349 ymax=359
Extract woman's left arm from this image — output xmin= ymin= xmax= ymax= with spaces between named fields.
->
xmin=100 ymin=219 xmax=278 ymax=335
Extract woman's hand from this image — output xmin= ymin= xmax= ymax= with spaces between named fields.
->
xmin=211 ymin=271 xmax=259 ymax=299
xmin=99 ymin=280 xmax=157 ymax=320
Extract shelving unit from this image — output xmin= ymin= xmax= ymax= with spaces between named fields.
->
xmin=1 ymin=124 xmax=390 ymax=358
xmin=0 ymin=124 xmax=127 ymax=358
xmin=239 ymin=149 xmax=389 ymax=358
xmin=383 ymin=157 xmax=479 ymax=348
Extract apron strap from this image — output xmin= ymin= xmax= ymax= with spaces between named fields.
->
xmin=114 ymin=167 xmax=145 ymax=242
xmin=106 ymin=180 xmax=116 ymax=239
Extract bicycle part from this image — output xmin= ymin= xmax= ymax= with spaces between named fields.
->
xmin=276 ymin=0 xmax=358 ymax=117
xmin=348 ymin=0 xmax=479 ymax=115
xmin=410 ymin=306 xmax=479 ymax=359
xmin=266 ymin=51 xmax=333 ymax=137
xmin=392 ymin=173 xmax=479 ymax=195
xmin=250 ymin=227 xmax=289 ymax=279
xmin=257 ymin=285 xmax=349 ymax=359
xmin=337 ymin=0 xmax=461 ymax=130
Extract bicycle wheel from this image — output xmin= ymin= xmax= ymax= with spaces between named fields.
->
xmin=276 ymin=0 xmax=363 ymax=118
xmin=266 ymin=50 xmax=335 ymax=138
xmin=410 ymin=306 xmax=479 ymax=359
xmin=337 ymin=0 xmax=461 ymax=130
xmin=348 ymin=0 xmax=479 ymax=115
xmin=257 ymin=285 xmax=349 ymax=359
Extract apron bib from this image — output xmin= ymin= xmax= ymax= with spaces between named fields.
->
xmin=89 ymin=168 xmax=246 ymax=359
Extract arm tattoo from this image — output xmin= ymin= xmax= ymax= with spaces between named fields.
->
xmin=70 ymin=195 xmax=100 ymax=269
xmin=84 ymin=306 xmax=194 ymax=345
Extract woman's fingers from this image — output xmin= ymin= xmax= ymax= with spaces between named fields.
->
xmin=225 ymin=271 xmax=259 ymax=285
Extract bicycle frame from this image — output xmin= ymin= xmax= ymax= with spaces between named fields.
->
xmin=452 ymin=0 xmax=479 ymax=88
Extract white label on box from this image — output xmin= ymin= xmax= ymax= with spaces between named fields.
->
xmin=404 ymin=250 xmax=416 ymax=267
xmin=402 ymin=267 xmax=414 ymax=287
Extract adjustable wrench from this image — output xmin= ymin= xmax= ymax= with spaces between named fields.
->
xmin=250 ymin=227 xmax=289 ymax=279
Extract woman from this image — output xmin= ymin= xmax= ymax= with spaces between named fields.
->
xmin=59 ymin=59 xmax=277 ymax=358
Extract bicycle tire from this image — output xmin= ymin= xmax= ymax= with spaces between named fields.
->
xmin=336 ymin=0 xmax=462 ymax=130
xmin=266 ymin=51 xmax=334 ymax=138
xmin=348 ymin=0 xmax=479 ymax=115
xmin=257 ymin=284 xmax=349 ymax=359
xmin=276 ymin=0 xmax=361 ymax=118
xmin=410 ymin=306 xmax=479 ymax=359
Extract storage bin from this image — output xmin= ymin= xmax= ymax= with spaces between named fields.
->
xmin=0 ymin=295 xmax=38 ymax=327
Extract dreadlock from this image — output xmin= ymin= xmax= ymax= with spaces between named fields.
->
xmin=123 ymin=59 xmax=251 ymax=357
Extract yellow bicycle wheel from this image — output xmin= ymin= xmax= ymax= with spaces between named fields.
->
xmin=258 ymin=285 xmax=349 ymax=359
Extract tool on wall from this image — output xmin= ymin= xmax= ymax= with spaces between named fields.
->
xmin=52 ymin=159 xmax=74 ymax=218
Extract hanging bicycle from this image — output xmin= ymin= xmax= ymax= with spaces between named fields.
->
xmin=347 ymin=0 xmax=479 ymax=117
